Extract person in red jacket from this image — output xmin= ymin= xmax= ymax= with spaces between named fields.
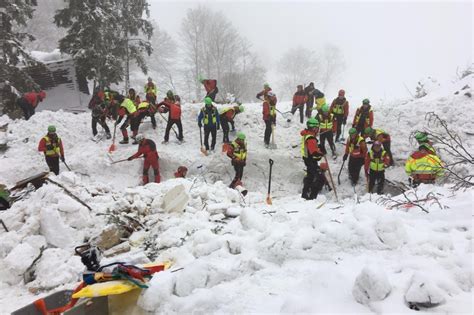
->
xmin=200 ymin=78 xmax=219 ymax=101
xmin=17 ymin=90 xmax=46 ymax=120
xmin=38 ymin=125 xmax=65 ymax=175
xmin=300 ymin=118 xmax=325 ymax=200
xmin=316 ymin=104 xmax=337 ymax=158
xmin=291 ymin=85 xmax=307 ymax=124
xmin=220 ymin=105 xmax=244 ymax=143
xmin=364 ymin=141 xmax=391 ymax=194
xmin=256 ymin=84 xmax=277 ymax=148
xmin=352 ymin=98 xmax=374 ymax=134
xmin=174 ymin=166 xmax=188 ymax=178
xmin=127 ymin=134 xmax=160 ymax=184
xmin=157 ymin=90 xmax=184 ymax=143
xmin=128 ymin=88 xmax=141 ymax=106
xmin=330 ymin=89 xmax=349 ymax=142
xmin=343 ymin=128 xmax=368 ymax=186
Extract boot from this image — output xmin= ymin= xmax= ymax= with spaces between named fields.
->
xmin=119 ymin=138 xmax=129 ymax=144
xmin=154 ymin=175 xmax=161 ymax=183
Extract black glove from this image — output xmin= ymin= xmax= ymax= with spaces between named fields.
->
xmin=343 ymin=154 xmax=348 ymax=161
xmin=127 ymin=156 xmax=133 ymax=161
xmin=342 ymin=118 xmax=347 ymax=125
xmin=61 ymin=156 xmax=65 ymax=162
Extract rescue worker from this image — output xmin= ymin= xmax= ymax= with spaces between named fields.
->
xmin=343 ymin=127 xmax=368 ymax=186
xmin=313 ymin=88 xmax=326 ymax=114
xmin=220 ymin=105 xmax=244 ymax=143
xmin=115 ymin=96 xmax=138 ymax=144
xmin=330 ymin=89 xmax=349 ymax=142
xmin=200 ymin=77 xmax=219 ymax=101
xmin=38 ymin=125 xmax=65 ymax=175
xmin=88 ymin=91 xmax=111 ymax=139
xmin=300 ymin=118 xmax=325 ymax=200
xmin=144 ymin=77 xmax=158 ymax=104
xmin=158 ymin=90 xmax=183 ymax=143
xmin=227 ymin=132 xmax=247 ymax=189
xmin=414 ymin=131 xmax=436 ymax=154
xmin=352 ymin=98 xmax=374 ymax=134
xmin=0 ymin=184 xmax=11 ymax=210
xmin=136 ymin=98 xmax=157 ymax=131
xmin=364 ymin=127 xmax=393 ymax=166
xmin=256 ymin=84 xmax=277 ymax=147
xmin=128 ymin=88 xmax=141 ymax=106
xmin=304 ymin=82 xmax=316 ymax=118
xmin=127 ymin=134 xmax=160 ymax=184
xmin=17 ymin=90 xmax=46 ymax=120
xmin=198 ymin=97 xmax=220 ymax=151
xmin=174 ymin=166 xmax=188 ymax=178
xmin=291 ymin=85 xmax=307 ymax=124
xmin=405 ymin=143 xmax=444 ymax=187
xmin=364 ymin=141 xmax=391 ymax=194
xmin=316 ymin=104 xmax=337 ymax=158
xmin=102 ymin=87 xmax=120 ymax=119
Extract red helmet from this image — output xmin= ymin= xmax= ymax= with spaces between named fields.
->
xmin=319 ymin=162 xmax=329 ymax=171
xmin=338 ymin=89 xmax=345 ymax=97
xmin=39 ymin=90 xmax=46 ymax=100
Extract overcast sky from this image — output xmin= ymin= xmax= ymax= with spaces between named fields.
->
xmin=149 ymin=0 xmax=473 ymax=103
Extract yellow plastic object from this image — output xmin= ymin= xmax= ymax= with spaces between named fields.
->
xmin=72 ymin=262 xmax=172 ymax=298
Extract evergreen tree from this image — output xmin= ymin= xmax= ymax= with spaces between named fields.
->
xmin=0 ymin=0 xmax=40 ymax=90
xmin=54 ymin=0 xmax=153 ymax=88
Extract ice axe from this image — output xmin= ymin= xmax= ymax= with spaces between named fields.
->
xmin=266 ymin=158 xmax=274 ymax=205
xmin=199 ymin=126 xmax=208 ymax=156
xmin=108 ymin=122 xmax=117 ymax=153
xmin=337 ymin=158 xmax=346 ymax=185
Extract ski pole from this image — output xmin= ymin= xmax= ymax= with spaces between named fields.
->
xmin=337 ymin=159 xmax=346 ymax=185
xmin=266 ymin=159 xmax=274 ymax=205
xmin=323 ymin=156 xmax=338 ymax=202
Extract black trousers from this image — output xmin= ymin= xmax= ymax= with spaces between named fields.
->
xmin=92 ymin=116 xmax=110 ymax=136
xmin=46 ymin=156 xmax=60 ymax=175
xmin=305 ymin=99 xmax=314 ymax=118
xmin=164 ymin=119 xmax=183 ymax=141
xmin=334 ymin=114 xmax=344 ymax=141
xmin=368 ymin=170 xmax=385 ymax=194
xmin=348 ymin=157 xmax=365 ymax=186
xmin=204 ymin=125 xmax=217 ymax=150
xmin=320 ymin=131 xmax=336 ymax=155
xmin=291 ymin=104 xmax=304 ymax=123
xmin=230 ymin=162 xmax=245 ymax=188
xmin=18 ymin=98 xmax=35 ymax=120
xmin=264 ymin=120 xmax=273 ymax=145
xmin=302 ymin=157 xmax=324 ymax=200
xmin=221 ymin=116 xmax=231 ymax=143
xmin=0 ymin=197 xmax=10 ymax=210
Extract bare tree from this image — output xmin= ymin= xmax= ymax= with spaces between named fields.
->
xmin=319 ymin=44 xmax=345 ymax=91
xmin=277 ymin=47 xmax=320 ymax=100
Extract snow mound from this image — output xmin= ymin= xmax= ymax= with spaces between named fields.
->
xmin=352 ymin=266 xmax=392 ymax=305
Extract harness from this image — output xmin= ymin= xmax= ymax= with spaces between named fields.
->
xmin=43 ymin=136 xmax=61 ymax=156
xmin=369 ymin=150 xmax=387 ymax=171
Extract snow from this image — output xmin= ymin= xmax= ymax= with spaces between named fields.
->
xmin=0 ymin=74 xmax=473 ymax=313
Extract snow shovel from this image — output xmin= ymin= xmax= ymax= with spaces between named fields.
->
xmin=270 ymin=123 xmax=277 ymax=149
xmin=337 ymin=159 xmax=346 ymax=185
xmin=323 ymin=156 xmax=339 ymax=202
xmin=108 ymin=123 xmax=117 ymax=153
xmin=266 ymin=159 xmax=274 ymax=205
xmin=111 ymin=158 xmax=129 ymax=165
xmin=199 ymin=126 xmax=208 ymax=156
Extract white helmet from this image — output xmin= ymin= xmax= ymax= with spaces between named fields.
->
xmin=135 ymin=134 xmax=145 ymax=142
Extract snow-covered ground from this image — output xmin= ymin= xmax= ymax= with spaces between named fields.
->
xmin=0 ymin=75 xmax=472 ymax=314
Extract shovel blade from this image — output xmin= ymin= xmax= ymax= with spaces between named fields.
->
xmin=266 ymin=195 xmax=272 ymax=205
xmin=201 ymin=147 xmax=208 ymax=156
xmin=108 ymin=144 xmax=116 ymax=153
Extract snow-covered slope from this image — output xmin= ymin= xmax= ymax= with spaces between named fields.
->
xmin=0 ymin=75 xmax=472 ymax=314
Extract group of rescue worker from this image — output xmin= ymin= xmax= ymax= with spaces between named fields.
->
xmin=26 ymin=77 xmax=444 ymax=199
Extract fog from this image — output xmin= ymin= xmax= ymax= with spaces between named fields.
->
xmin=150 ymin=0 xmax=472 ymax=103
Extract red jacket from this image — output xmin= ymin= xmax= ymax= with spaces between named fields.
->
xmin=345 ymin=136 xmax=367 ymax=158
xmin=317 ymin=113 xmax=337 ymax=133
xmin=38 ymin=135 xmax=64 ymax=158
xmin=24 ymin=92 xmax=41 ymax=108
xmin=262 ymin=100 xmax=276 ymax=121
xmin=158 ymin=99 xmax=181 ymax=120
xmin=221 ymin=108 xmax=237 ymax=121
xmin=256 ymin=87 xmax=272 ymax=100
xmin=364 ymin=150 xmax=390 ymax=174
xmin=203 ymin=79 xmax=217 ymax=93
xmin=293 ymin=91 xmax=307 ymax=106
xmin=330 ymin=97 xmax=349 ymax=119
xmin=301 ymin=129 xmax=322 ymax=157
xmin=131 ymin=139 xmax=159 ymax=160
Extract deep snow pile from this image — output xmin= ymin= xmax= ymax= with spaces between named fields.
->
xmin=0 ymin=74 xmax=473 ymax=313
